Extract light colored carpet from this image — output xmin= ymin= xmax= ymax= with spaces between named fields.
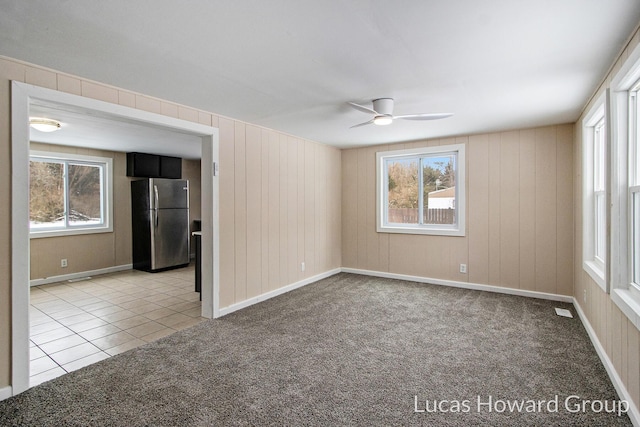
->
xmin=0 ymin=273 xmax=632 ymax=426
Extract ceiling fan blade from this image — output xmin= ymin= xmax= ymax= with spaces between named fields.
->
xmin=394 ymin=113 xmax=453 ymax=121
xmin=350 ymin=118 xmax=375 ymax=128
xmin=348 ymin=102 xmax=379 ymax=115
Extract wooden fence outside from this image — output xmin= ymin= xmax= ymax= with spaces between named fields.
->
xmin=388 ymin=208 xmax=455 ymax=225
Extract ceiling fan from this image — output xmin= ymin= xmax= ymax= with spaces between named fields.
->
xmin=347 ymin=98 xmax=452 ymax=128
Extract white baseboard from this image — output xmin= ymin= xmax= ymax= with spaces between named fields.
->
xmin=219 ymin=266 xmax=573 ymax=318
xmin=218 ymin=268 xmax=342 ymax=317
xmin=30 ymin=264 xmax=133 ymax=287
xmin=573 ymin=300 xmax=640 ymax=427
xmin=0 ymin=385 xmax=12 ymax=401
xmin=341 ymin=268 xmax=574 ymax=303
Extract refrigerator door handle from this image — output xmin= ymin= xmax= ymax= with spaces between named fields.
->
xmin=154 ymin=185 xmax=159 ymax=228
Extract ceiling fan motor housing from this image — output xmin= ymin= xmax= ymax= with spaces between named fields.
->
xmin=372 ymin=98 xmax=394 ymax=115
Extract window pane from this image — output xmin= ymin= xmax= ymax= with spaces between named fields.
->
xmin=423 ymin=155 xmax=456 ymax=225
xmin=635 ymin=92 xmax=640 ymax=186
xmin=633 ymin=191 xmax=640 ymax=286
xmin=636 ymin=141 xmax=640 ymax=186
xmin=633 ymin=90 xmax=640 ymax=286
xmin=594 ymin=120 xmax=605 ymax=191
xmin=386 ymin=158 xmax=419 ymax=224
xmin=68 ymin=163 xmax=103 ymax=226
xmin=29 ymin=160 xmax=64 ymax=229
xmin=595 ymin=192 xmax=606 ymax=262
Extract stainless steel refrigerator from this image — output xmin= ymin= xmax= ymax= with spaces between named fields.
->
xmin=131 ymin=178 xmax=190 ymax=272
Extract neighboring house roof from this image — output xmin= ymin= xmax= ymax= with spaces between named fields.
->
xmin=428 ymin=187 xmax=455 ymax=198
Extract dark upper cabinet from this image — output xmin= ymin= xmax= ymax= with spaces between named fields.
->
xmin=127 ymin=152 xmax=159 ymax=177
xmin=127 ymin=152 xmax=182 ymax=179
xmin=159 ymin=155 xmax=182 ymax=179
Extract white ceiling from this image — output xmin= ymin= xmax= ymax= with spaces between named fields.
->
xmin=2 ymin=0 xmax=640 ymax=150
xmin=29 ymin=101 xmax=203 ymax=159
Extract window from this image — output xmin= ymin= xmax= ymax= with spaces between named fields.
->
xmin=582 ymin=95 xmax=607 ymax=290
xmin=376 ymin=144 xmax=465 ymax=236
xmin=609 ymin=42 xmax=640 ymax=329
xmin=29 ymin=152 xmax=113 ymax=237
xmin=595 ymin=119 xmax=607 ymax=262
xmin=630 ymin=82 xmax=640 ymax=290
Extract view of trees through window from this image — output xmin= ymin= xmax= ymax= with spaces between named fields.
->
xmin=386 ymin=155 xmax=456 ymax=225
xmin=30 ymin=160 xmax=64 ymax=225
xmin=30 ymin=159 xmax=103 ymax=229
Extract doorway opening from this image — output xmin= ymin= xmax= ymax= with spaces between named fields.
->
xmin=11 ymin=81 xmax=220 ymax=395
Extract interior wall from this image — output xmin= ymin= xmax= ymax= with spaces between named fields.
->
xmin=342 ymin=125 xmax=574 ymax=296
xmin=217 ymin=119 xmax=342 ymax=308
xmin=0 ymin=55 xmax=342 ymax=391
xmin=573 ymin=26 xmax=640 ymax=411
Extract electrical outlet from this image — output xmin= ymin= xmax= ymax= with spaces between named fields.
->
xmin=301 ymin=262 xmax=305 ymax=272
xmin=61 ymin=259 xmax=68 ymax=268
xmin=583 ymin=289 xmax=587 ymax=303
xmin=460 ymin=263 xmax=467 ymax=274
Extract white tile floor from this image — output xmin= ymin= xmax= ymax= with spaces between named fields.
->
xmin=29 ymin=264 xmax=203 ymax=387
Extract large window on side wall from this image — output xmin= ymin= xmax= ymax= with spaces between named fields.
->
xmin=582 ymin=93 xmax=607 ymax=291
xmin=630 ymin=83 xmax=640 ymax=293
xmin=376 ymin=144 xmax=466 ymax=236
xmin=610 ymin=42 xmax=640 ymax=330
xmin=29 ymin=151 xmax=113 ymax=238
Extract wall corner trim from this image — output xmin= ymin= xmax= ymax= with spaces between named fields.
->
xmin=341 ymin=268 xmax=574 ymax=303
xmin=573 ymin=299 xmax=640 ymax=427
xmin=0 ymin=386 xmax=12 ymax=401
xmin=218 ymin=268 xmax=342 ymax=317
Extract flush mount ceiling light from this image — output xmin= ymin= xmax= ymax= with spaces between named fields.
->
xmin=29 ymin=117 xmax=62 ymax=132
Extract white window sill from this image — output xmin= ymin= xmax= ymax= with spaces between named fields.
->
xmin=611 ymin=288 xmax=640 ymax=332
xmin=377 ymin=224 xmax=465 ymax=237
xmin=583 ymin=260 xmax=606 ymax=291
xmin=30 ymin=226 xmax=113 ymax=239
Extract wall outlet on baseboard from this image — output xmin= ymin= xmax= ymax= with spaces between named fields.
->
xmin=301 ymin=262 xmax=305 ymax=272
xmin=61 ymin=259 xmax=68 ymax=268
xmin=459 ymin=263 xmax=467 ymax=274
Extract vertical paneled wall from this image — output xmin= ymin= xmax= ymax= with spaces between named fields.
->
xmin=573 ymin=26 xmax=640 ymax=411
xmin=0 ymin=56 xmax=342 ymax=389
xmin=218 ymin=118 xmax=341 ymax=308
xmin=342 ymin=125 xmax=574 ymax=296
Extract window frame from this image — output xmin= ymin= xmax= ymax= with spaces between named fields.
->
xmin=582 ymin=93 xmax=608 ymax=291
xmin=29 ymin=151 xmax=113 ymax=238
xmin=609 ymin=41 xmax=640 ymax=330
xmin=376 ymin=144 xmax=466 ymax=237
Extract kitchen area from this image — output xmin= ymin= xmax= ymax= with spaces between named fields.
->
xmin=28 ymin=146 xmax=205 ymax=386
xmin=127 ymin=151 xmax=203 ymax=298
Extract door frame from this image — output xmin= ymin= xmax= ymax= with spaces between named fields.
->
xmin=11 ymin=81 xmax=220 ymax=395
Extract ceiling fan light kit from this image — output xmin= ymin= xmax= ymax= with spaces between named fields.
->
xmin=348 ymin=98 xmax=452 ymax=128
xmin=373 ymin=116 xmax=393 ymax=126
